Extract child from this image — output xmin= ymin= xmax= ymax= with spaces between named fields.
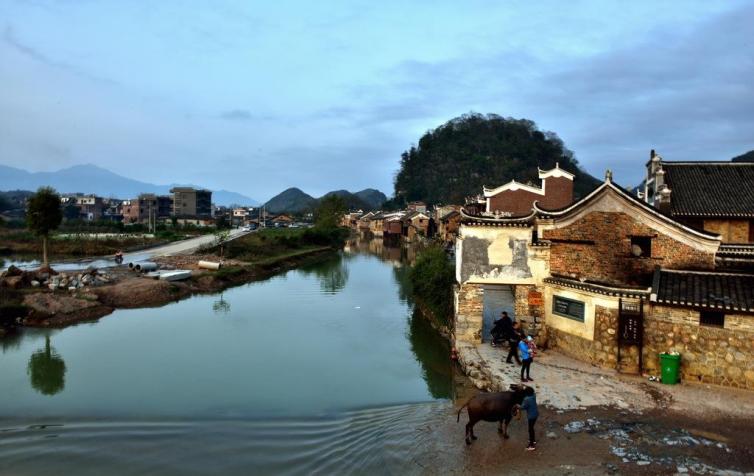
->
xmin=520 ymin=386 xmax=539 ymax=451
xmin=518 ymin=333 xmax=534 ymax=382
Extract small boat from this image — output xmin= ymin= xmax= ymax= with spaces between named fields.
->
xmin=158 ymin=270 xmax=192 ymax=281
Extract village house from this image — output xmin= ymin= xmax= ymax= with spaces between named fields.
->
xmin=434 ymin=205 xmax=462 ymax=244
xmin=401 ymin=210 xmax=431 ymax=242
xmin=643 ymin=150 xmax=754 ymax=244
xmin=357 ymin=211 xmax=375 ymax=233
xmin=407 ymin=201 xmax=427 ymax=213
xmin=122 ymin=194 xmax=172 ymax=225
xmin=341 ymin=210 xmax=364 ymax=229
xmin=455 ymin=159 xmax=754 ymax=390
xmin=171 ymin=187 xmax=212 ymax=218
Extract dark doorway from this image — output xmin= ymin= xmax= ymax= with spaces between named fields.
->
xmin=482 ymin=285 xmax=515 ymax=342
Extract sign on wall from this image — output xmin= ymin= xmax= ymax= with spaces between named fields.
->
xmin=553 ymin=296 xmax=585 ymax=322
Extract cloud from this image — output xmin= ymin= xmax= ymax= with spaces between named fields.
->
xmin=219 ymin=109 xmax=253 ymax=121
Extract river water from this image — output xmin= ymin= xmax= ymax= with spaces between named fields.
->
xmin=0 ymin=239 xmax=463 ymax=475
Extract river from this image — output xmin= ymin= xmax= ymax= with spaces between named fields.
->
xmin=0 ymin=239 xmax=466 ymax=475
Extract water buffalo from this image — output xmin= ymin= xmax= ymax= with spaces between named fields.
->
xmin=457 ymin=384 xmax=528 ymax=445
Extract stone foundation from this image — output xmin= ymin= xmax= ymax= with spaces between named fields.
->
xmin=455 ymin=283 xmax=483 ymax=343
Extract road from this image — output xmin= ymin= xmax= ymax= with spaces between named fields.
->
xmin=5 ymin=228 xmax=251 ymax=272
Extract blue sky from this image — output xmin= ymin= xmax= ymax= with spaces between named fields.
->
xmin=1 ymin=1 xmax=752 ymax=201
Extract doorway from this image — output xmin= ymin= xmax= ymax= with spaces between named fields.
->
xmin=482 ymin=285 xmax=515 ymax=343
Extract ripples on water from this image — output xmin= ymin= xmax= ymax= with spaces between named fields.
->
xmin=0 ymin=402 xmax=451 ymax=476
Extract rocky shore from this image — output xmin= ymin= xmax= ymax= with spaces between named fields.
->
xmin=1 ymin=246 xmax=335 ymax=329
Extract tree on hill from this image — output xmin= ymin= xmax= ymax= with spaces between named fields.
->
xmin=393 ymin=113 xmax=599 ymax=205
xmin=26 ymin=187 xmax=63 ymax=267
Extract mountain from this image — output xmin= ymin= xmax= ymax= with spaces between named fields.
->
xmin=393 ymin=112 xmax=601 ymax=205
xmin=0 ymin=164 xmax=259 ymax=206
xmin=264 ymin=188 xmax=318 ymax=213
xmin=354 ymin=188 xmax=387 ymax=209
xmin=263 ymin=188 xmax=387 ymax=214
xmin=732 ymin=150 xmax=754 ymax=163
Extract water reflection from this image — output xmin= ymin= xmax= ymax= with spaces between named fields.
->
xmin=408 ymin=309 xmax=453 ymax=399
xmin=27 ymin=335 xmax=67 ymax=396
xmin=212 ymin=293 xmax=231 ymax=315
xmin=297 ymin=253 xmax=350 ymax=294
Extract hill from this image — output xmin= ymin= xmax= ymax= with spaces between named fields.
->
xmin=263 ymin=188 xmax=318 ymax=214
xmin=732 ymin=150 xmax=754 ymax=163
xmin=392 ymin=112 xmax=600 ymax=205
xmin=263 ymin=188 xmax=387 ymax=214
xmin=354 ymin=189 xmax=387 ymax=209
xmin=0 ymin=164 xmax=258 ymax=206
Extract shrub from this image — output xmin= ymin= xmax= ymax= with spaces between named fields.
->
xmin=408 ymin=245 xmax=455 ymax=326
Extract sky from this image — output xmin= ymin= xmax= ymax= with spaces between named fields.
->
xmin=1 ymin=1 xmax=753 ymax=202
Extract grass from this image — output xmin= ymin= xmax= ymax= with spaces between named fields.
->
xmin=219 ymin=227 xmax=348 ymax=263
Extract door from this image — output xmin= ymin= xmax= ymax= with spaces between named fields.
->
xmin=482 ymin=285 xmax=515 ymax=342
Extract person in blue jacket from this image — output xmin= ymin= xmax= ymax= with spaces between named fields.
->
xmin=520 ymin=386 xmax=539 ymax=451
xmin=518 ymin=333 xmax=534 ymax=382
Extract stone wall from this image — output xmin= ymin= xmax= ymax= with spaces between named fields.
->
xmin=545 ymin=211 xmax=715 ymax=286
xmin=455 ymin=282 xmax=483 ymax=343
xmin=643 ymin=305 xmax=754 ymax=389
xmin=514 ymin=284 xmax=546 ymax=342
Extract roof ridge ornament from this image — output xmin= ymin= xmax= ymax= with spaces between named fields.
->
xmin=605 ymin=169 xmax=613 ymax=183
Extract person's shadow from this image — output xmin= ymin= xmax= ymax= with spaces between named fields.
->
xmin=27 ymin=335 xmax=67 ymax=396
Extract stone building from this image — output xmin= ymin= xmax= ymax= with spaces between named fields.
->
xmin=456 ymin=169 xmax=754 ymax=389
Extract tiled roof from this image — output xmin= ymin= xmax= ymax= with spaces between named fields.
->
xmin=651 ymin=269 xmax=754 ymax=313
xmin=662 ymin=162 xmax=754 ymax=217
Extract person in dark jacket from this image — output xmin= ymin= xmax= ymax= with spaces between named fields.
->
xmin=506 ymin=322 xmax=522 ymax=364
xmin=520 ymin=386 xmax=539 ymax=451
xmin=491 ymin=311 xmax=513 ymax=347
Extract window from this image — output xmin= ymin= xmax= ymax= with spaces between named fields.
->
xmin=553 ymin=296 xmax=585 ymax=322
xmin=700 ymin=310 xmax=725 ymax=328
xmin=630 ymin=236 xmax=652 ymax=258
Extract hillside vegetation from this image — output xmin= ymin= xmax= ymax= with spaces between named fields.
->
xmin=264 ymin=187 xmax=386 ymax=213
xmin=392 ymin=113 xmax=600 ymax=205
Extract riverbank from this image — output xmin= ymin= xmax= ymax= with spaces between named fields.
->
xmin=12 ymin=246 xmax=336 ymax=329
xmin=446 ymin=342 xmax=754 ymax=474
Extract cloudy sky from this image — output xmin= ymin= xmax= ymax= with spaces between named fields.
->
xmin=1 ymin=1 xmax=752 ymax=201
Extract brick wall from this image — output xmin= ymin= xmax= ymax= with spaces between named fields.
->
xmin=643 ymin=305 xmax=754 ymax=389
xmin=514 ymin=285 xmax=547 ymax=342
xmin=540 ymin=176 xmax=573 ymax=210
xmin=545 ymin=211 xmax=715 ymax=286
xmin=488 ymin=189 xmax=544 ymax=216
xmin=455 ymin=283 xmax=484 ymax=343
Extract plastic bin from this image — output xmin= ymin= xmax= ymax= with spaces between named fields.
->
xmin=659 ymin=353 xmax=681 ymax=385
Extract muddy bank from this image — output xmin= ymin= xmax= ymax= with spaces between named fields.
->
xmin=16 ymin=246 xmax=336 ymax=328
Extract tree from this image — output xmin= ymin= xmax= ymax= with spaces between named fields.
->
xmin=27 ymin=336 xmax=67 ymax=396
xmin=26 ymin=187 xmax=63 ymax=267
xmin=392 ymin=112 xmax=600 ymax=205
xmin=314 ymin=194 xmax=346 ymax=229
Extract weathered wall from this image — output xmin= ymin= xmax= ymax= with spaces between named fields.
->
xmin=488 ymin=188 xmax=544 ymax=216
xmin=544 ymin=211 xmax=715 ymax=286
xmin=643 ymin=305 xmax=754 ymax=389
xmin=702 ymin=219 xmax=750 ymax=244
xmin=457 ymin=225 xmax=549 ymax=285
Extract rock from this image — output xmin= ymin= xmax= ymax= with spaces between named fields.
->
xmin=48 ymin=283 xmax=57 ymax=290
xmin=4 ymin=276 xmax=24 ymax=289
xmin=30 ymin=280 xmax=40 ymax=287
xmin=4 ymin=265 xmax=23 ymax=277
xmin=546 ymin=431 xmax=558 ymax=439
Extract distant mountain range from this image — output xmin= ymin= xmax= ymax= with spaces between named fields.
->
xmin=264 ymin=188 xmax=387 ymax=214
xmin=0 ymin=164 xmax=259 ymax=206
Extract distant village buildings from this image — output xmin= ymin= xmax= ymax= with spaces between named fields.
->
xmin=454 ymin=153 xmax=754 ymax=389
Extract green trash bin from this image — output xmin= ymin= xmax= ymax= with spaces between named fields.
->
xmin=659 ymin=353 xmax=681 ymax=385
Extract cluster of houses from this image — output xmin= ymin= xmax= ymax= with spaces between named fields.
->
xmin=342 ymin=201 xmax=463 ymax=245
xmin=56 ymin=188 xmax=296 ymax=229
xmin=454 ymin=152 xmax=754 ymax=389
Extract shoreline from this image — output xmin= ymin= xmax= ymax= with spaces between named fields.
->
xmin=14 ymin=246 xmax=337 ymax=329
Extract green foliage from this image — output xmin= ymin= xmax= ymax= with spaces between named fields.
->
xmin=27 ymin=336 xmax=66 ymax=396
xmin=221 ymin=227 xmax=347 ymax=262
xmin=314 ymin=194 xmax=347 ymax=229
xmin=408 ymin=245 xmax=455 ymax=326
xmin=26 ymin=187 xmax=63 ymax=237
xmin=393 ymin=112 xmax=600 ymax=205
xmin=732 ymin=150 xmax=754 ymax=163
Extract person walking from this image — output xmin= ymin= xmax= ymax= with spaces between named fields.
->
xmin=506 ymin=322 xmax=522 ymax=365
xmin=520 ymin=387 xmax=539 ymax=451
xmin=518 ymin=333 xmax=534 ymax=382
